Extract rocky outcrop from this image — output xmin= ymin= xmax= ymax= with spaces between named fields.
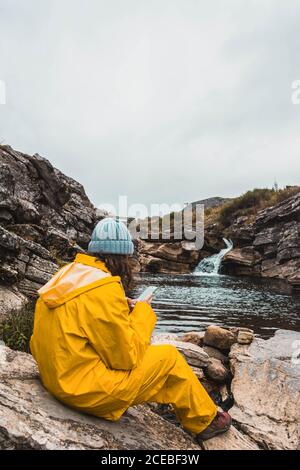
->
xmin=1 ymin=327 xmax=298 ymax=450
xmin=229 ymin=329 xmax=300 ymax=450
xmin=0 ymin=145 xmax=97 ymax=309
xmin=152 ymin=328 xmax=300 ymax=450
xmin=136 ymin=191 xmax=300 ymax=283
xmin=222 ymin=192 xmax=300 ymax=291
xmin=137 ymin=239 xmax=201 ymax=274
xmin=0 ymin=345 xmax=198 ymax=450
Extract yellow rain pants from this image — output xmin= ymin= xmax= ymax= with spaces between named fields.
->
xmin=30 ymin=253 xmax=217 ymax=434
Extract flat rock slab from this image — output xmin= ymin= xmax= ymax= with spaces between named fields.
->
xmin=0 ymin=345 xmax=199 ymax=450
xmin=203 ymin=426 xmax=259 ymax=450
xmin=229 ymin=329 xmax=300 ymax=450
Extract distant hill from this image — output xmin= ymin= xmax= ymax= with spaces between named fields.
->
xmin=187 ymin=196 xmax=231 ymax=210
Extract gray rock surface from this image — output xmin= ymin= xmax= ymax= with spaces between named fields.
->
xmin=229 ymin=329 xmax=300 ymax=450
xmin=0 ymin=343 xmax=262 ymax=451
xmin=137 ymin=239 xmax=201 ymax=274
xmin=222 ymin=192 xmax=300 ymax=291
xmin=0 ymin=286 xmax=28 ymax=320
xmin=0 ymin=145 xmax=98 ymax=301
xmin=0 ymin=345 xmax=198 ymax=450
xmin=2 ymin=330 xmax=298 ymax=450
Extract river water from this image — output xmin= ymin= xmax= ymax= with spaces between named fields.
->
xmin=133 ymin=272 xmax=300 ymax=338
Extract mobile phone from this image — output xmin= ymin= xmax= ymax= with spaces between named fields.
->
xmin=137 ymin=286 xmax=158 ymax=301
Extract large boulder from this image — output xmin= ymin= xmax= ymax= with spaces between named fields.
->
xmin=203 ymin=326 xmax=236 ymax=352
xmin=229 ymin=329 xmax=300 ymax=450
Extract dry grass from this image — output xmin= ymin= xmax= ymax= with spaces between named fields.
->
xmin=217 ymin=187 xmax=300 ymax=227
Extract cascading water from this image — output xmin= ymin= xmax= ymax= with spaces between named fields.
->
xmin=194 ymin=238 xmax=233 ymax=275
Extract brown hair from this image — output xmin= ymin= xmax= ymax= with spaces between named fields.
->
xmin=88 ymin=252 xmax=134 ymax=294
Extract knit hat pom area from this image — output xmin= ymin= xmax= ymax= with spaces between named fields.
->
xmin=88 ymin=218 xmax=134 ymax=255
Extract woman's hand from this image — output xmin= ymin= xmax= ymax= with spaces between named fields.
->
xmin=127 ymin=298 xmax=137 ymax=309
xmin=127 ymin=295 xmax=153 ymax=309
xmin=141 ymin=294 xmax=153 ymax=305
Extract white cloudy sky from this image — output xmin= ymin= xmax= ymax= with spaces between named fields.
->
xmin=0 ymin=0 xmax=300 ymax=214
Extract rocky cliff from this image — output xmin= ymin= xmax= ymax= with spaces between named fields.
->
xmin=135 ymin=189 xmax=300 ymax=283
xmin=222 ymin=192 xmax=300 ymax=291
xmin=0 ymin=144 xmax=97 ymax=316
xmin=0 ymin=144 xmax=218 ymax=282
xmin=1 ymin=144 xmax=300 ymax=291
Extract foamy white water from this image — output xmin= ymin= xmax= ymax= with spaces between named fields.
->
xmin=194 ymin=238 xmax=233 ymax=276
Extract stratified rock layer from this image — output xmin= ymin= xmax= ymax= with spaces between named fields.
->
xmin=0 ymin=145 xmax=97 ymax=306
xmin=222 ymin=193 xmax=300 ymax=291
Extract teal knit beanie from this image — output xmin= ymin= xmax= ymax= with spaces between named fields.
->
xmin=88 ymin=218 xmax=134 ymax=255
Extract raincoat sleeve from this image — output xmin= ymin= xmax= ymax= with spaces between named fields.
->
xmin=80 ymin=281 xmax=157 ymax=370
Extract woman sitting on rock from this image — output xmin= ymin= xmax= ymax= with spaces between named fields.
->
xmin=30 ymin=218 xmax=231 ymax=443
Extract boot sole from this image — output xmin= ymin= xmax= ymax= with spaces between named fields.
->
xmin=197 ymin=423 xmax=231 ymax=442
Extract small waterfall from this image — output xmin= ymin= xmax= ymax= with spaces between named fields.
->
xmin=194 ymin=238 xmax=233 ymax=275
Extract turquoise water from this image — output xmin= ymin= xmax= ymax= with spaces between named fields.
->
xmin=133 ymin=272 xmax=300 ymax=338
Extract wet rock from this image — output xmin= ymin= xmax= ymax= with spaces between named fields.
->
xmin=205 ymin=358 xmax=230 ymax=384
xmin=203 ymin=345 xmax=229 ymax=363
xmin=178 ymin=331 xmax=205 ymax=347
xmin=229 ymin=329 xmax=300 ymax=450
xmin=204 ymin=326 xmax=236 ymax=352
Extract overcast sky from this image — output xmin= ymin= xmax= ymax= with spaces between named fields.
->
xmin=0 ymin=0 xmax=300 ymax=215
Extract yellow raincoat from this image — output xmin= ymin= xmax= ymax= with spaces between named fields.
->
xmin=30 ymin=253 xmax=217 ymax=433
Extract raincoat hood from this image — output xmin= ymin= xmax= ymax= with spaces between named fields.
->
xmin=38 ymin=253 xmax=120 ymax=308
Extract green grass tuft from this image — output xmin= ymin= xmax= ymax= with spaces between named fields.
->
xmin=0 ymin=302 xmax=35 ymax=353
